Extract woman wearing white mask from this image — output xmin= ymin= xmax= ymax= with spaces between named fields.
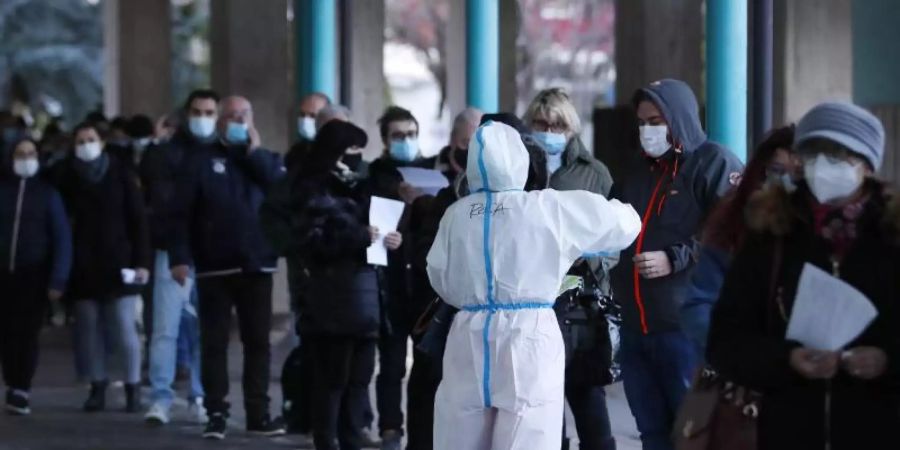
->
xmin=57 ymin=123 xmax=151 ymax=414
xmin=0 ymin=139 xmax=72 ymax=416
xmin=708 ymin=102 xmax=900 ymax=450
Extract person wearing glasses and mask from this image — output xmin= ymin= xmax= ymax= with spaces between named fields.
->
xmin=368 ymin=106 xmax=436 ymax=450
xmin=708 ymin=103 xmax=900 ymax=450
xmin=523 ymin=88 xmax=619 ymax=450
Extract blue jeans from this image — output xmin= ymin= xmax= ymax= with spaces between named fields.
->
xmin=74 ymin=296 xmax=142 ymax=384
xmin=148 ymin=251 xmax=203 ymax=407
xmin=619 ymin=329 xmax=698 ymax=450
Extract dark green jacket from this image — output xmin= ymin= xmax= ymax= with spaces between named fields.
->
xmin=550 ymin=136 xmax=613 ymax=196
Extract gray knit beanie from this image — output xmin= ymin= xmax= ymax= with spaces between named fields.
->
xmin=794 ymin=101 xmax=885 ymax=171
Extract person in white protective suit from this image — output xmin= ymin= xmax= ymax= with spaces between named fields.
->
xmin=426 ymin=121 xmax=642 ymax=450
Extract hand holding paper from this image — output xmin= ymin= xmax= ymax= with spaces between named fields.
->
xmin=367 ymin=197 xmax=406 ymax=266
xmin=785 ymin=263 xmax=878 ymax=352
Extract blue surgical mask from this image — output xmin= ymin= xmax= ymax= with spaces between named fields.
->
xmin=533 ymin=132 xmax=567 ymax=155
xmin=389 ymin=138 xmax=419 ymax=162
xmin=225 ymin=121 xmax=249 ymax=143
xmin=189 ymin=116 xmax=217 ymax=139
xmin=298 ymin=117 xmax=316 ymax=140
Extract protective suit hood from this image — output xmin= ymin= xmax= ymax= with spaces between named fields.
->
xmin=467 ymin=121 xmax=529 ymax=193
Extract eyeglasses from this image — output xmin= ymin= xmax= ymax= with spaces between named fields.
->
xmin=530 ymin=119 xmax=568 ymax=134
xmin=389 ymin=131 xmax=418 ymax=140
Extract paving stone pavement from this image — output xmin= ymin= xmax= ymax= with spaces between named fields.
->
xmin=0 ymin=319 xmax=640 ymax=449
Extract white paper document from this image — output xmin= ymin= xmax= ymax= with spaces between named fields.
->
xmin=397 ymin=167 xmax=450 ymax=196
xmin=785 ymin=263 xmax=878 ymax=351
xmin=367 ymin=196 xmax=406 ymax=266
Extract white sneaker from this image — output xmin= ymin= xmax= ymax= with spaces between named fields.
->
xmin=188 ymin=398 xmax=207 ymax=425
xmin=145 ymin=403 xmax=171 ymax=425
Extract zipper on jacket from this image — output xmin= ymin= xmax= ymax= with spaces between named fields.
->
xmin=9 ymin=178 xmax=26 ymax=272
xmin=632 ymin=164 xmax=669 ymax=335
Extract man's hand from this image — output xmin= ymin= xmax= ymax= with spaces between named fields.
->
xmin=48 ymin=289 xmax=63 ymax=302
xmin=171 ymin=265 xmax=190 ymax=286
xmin=248 ymin=124 xmax=261 ymax=151
xmin=634 ymin=251 xmax=673 ymax=279
xmin=790 ymin=348 xmax=840 ymax=380
xmin=398 ymin=182 xmax=425 ymax=205
xmin=369 ymin=226 xmax=380 ymax=244
xmin=842 ymin=347 xmax=888 ymax=380
xmin=384 ymin=232 xmax=403 ymax=250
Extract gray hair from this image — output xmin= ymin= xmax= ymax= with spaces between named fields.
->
xmin=316 ymin=104 xmax=352 ymax=130
xmin=523 ymin=88 xmax=581 ymax=135
xmin=453 ymin=107 xmax=483 ymax=131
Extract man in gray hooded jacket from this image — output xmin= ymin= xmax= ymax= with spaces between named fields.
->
xmin=609 ymin=79 xmax=744 ymax=450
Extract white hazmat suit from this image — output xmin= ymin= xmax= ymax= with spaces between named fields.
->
xmin=427 ymin=122 xmax=642 ymax=450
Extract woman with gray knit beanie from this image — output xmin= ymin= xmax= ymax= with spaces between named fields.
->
xmin=707 ymin=102 xmax=900 ymax=450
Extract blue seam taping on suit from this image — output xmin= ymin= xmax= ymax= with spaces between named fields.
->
xmin=462 ymin=302 xmax=555 ymax=312
xmin=582 ymin=251 xmax=614 ymax=258
xmin=475 ymin=123 xmax=494 ymax=408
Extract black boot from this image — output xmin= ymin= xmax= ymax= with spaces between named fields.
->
xmin=124 ymin=383 xmax=141 ymax=413
xmin=83 ymin=381 xmax=107 ymax=412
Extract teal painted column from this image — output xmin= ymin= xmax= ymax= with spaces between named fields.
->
xmin=295 ymin=0 xmax=337 ymax=100
xmin=466 ymin=0 xmax=499 ymax=112
xmin=706 ymin=0 xmax=748 ymax=161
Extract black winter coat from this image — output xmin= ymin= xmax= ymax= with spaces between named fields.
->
xmin=57 ymin=155 xmax=152 ymax=300
xmin=708 ymin=182 xmax=900 ymax=450
xmin=139 ymin=131 xmax=216 ymax=249
xmin=285 ymin=173 xmax=380 ymax=338
xmin=168 ymin=142 xmax=283 ymax=276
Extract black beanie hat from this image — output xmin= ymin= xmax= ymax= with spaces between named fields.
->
xmin=304 ymin=121 xmax=368 ymax=175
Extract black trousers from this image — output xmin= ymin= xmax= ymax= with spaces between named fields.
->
xmin=563 ymin=380 xmax=615 ymax=450
xmin=376 ymin=320 xmax=411 ymax=434
xmin=405 ymin=347 xmax=442 ymax=450
xmin=306 ymin=335 xmax=376 ymax=450
xmin=197 ymin=273 xmax=273 ymax=423
xmin=0 ymin=270 xmax=48 ymax=392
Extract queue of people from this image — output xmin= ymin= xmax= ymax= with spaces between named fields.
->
xmin=1 ymin=78 xmax=898 ymax=450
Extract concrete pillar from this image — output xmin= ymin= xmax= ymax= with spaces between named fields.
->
xmin=447 ymin=1 xmax=468 ymax=117
xmin=340 ymin=0 xmax=386 ymax=157
xmin=773 ymin=0 xmax=853 ymax=124
xmin=498 ymin=0 xmax=519 ymax=113
xmin=103 ymin=0 xmax=172 ymax=118
xmin=211 ymin=0 xmax=291 ymax=154
xmin=614 ymin=0 xmax=704 ymax=106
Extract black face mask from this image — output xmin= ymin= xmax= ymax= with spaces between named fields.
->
xmin=453 ymin=147 xmax=468 ymax=171
xmin=343 ymin=153 xmax=363 ymax=172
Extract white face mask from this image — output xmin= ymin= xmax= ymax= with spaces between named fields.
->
xmin=298 ymin=117 xmax=316 ymax=140
xmin=639 ymin=125 xmax=671 ymax=158
xmin=189 ymin=116 xmax=217 ymax=138
xmin=13 ymin=158 xmax=39 ymax=178
xmin=75 ymin=142 xmax=103 ymax=162
xmin=803 ymin=154 xmax=865 ymax=204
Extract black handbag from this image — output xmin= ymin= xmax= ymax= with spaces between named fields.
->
xmin=554 ymin=261 xmax=622 ymax=386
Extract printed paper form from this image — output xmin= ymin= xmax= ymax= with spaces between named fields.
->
xmin=785 ymin=263 xmax=878 ymax=351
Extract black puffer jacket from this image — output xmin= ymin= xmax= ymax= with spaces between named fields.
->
xmin=290 ymin=174 xmax=379 ymax=337
xmin=57 ymin=154 xmax=152 ymax=300
xmin=708 ymin=181 xmax=900 ymax=450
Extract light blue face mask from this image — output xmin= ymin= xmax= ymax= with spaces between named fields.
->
xmin=533 ymin=132 xmax=567 ymax=155
xmin=225 ymin=121 xmax=249 ymax=143
xmin=297 ymin=117 xmax=316 ymax=140
xmin=389 ymin=138 xmax=419 ymax=162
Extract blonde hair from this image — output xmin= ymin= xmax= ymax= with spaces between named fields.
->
xmin=524 ymin=88 xmax=581 ymax=135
